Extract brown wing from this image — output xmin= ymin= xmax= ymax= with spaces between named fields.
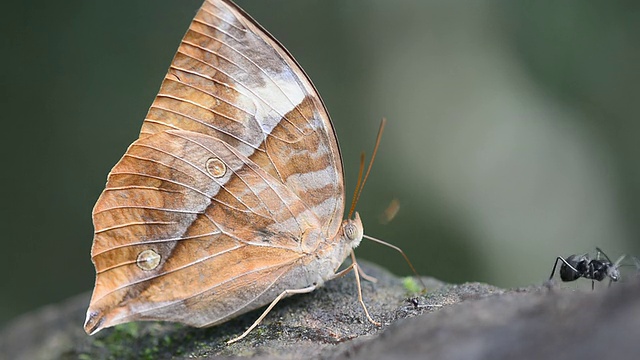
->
xmin=86 ymin=130 xmax=324 ymax=331
xmin=85 ymin=0 xmax=345 ymax=333
xmin=141 ymin=0 xmax=344 ymax=235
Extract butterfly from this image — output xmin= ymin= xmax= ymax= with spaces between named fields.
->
xmin=84 ymin=0 xmax=398 ymax=344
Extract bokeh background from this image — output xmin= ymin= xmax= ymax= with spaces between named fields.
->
xmin=2 ymin=0 xmax=638 ymax=327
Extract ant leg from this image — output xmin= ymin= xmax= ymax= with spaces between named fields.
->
xmin=549 ymin=256 xmax=580 ymax=281
xmin=596 ymin=247 xmax=613 ymax=263
xmin=549 ymin=257 xmax=562 ymax=280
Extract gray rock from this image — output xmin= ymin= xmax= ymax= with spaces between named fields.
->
xmin=1 ymin=261 xmax=639 ymax=360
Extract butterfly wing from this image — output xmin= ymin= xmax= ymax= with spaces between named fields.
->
xmin=142 ymin=0 xmax=344 ymax=233
xmin=85 ymin=0 xmax=345 ymax=333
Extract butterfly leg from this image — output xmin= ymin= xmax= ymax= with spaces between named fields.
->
xmin=358 ymin=269 xmax=378 ymax=283
xmin=331 ymin=254 xmax=382 ymax=327
xmin=351 ymin=252 xmax=378 ymax=283
xmin=226 ymin=284 xmax=318 ymax=345
xmin=352 ymin=262 xmax=382 ymax=326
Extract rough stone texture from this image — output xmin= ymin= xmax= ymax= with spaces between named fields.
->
xmin=2 ymin=261 xmax=639 ymax=360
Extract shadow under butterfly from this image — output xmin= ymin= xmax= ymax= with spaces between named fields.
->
xmin=84 ymin=0 xmax=422 ymax=344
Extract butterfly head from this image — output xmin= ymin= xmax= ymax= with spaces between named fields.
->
xmin=342 ymin=212 xmax=364 ymax=249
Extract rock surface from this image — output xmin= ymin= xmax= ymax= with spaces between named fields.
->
xmin=1 ymin=261 xmax=639 ymax=360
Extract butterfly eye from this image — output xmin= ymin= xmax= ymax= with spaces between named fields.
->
xmin=206 ymin=157 xmax=227 ymax=178
xmin=345 ymin=223 xmax=358 ymax=241
xmin=136 ymin=249 xmax=161 ymax=271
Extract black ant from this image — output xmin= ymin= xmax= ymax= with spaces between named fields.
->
xmin=549 ymin=247 xmax=625 ymax=290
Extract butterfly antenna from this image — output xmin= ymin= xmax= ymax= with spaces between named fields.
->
xmin=348 ymin=118 xmax=387 ymax=219
xmin=363 ymin=234 xmax=427 ymax=291
xmin=349 ymin=119 xmax=425 ymax=291
xmin=348 ymin=153 xmax=366 ymax=219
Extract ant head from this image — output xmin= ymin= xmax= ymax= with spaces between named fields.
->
xmin=608 ymin=267 xmax=621 ymax=282
xmin=608 ymin=254 xmax=627 ymax=282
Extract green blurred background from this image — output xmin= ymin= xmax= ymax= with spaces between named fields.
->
xmin=2 ymin=0 xmax=639 ymax=327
